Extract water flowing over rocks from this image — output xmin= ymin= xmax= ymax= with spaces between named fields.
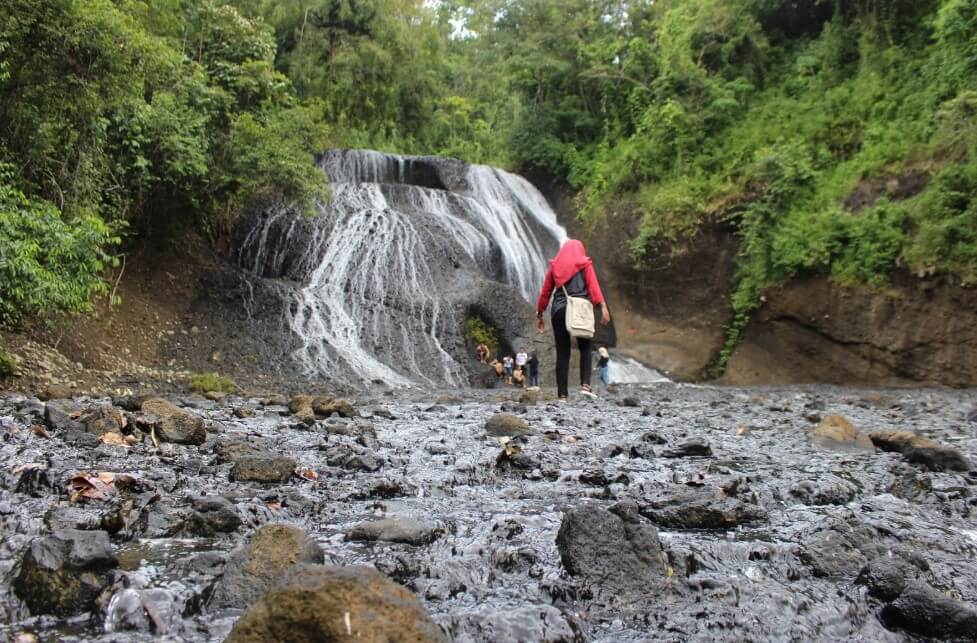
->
xmin=234 ymin=149 xmax=566 ymax=387
xmin=1 ymin=384 xmax=976 ymax=641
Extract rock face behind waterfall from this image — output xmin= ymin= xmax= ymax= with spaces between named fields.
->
xmin=234 ymin=149 xmax=566 ymax=387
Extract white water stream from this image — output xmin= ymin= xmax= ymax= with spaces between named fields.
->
xmin=238 ymin=150 xmax=567 ymax=386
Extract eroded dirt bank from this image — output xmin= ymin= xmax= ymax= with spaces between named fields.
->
xmin=1 ymin=383 xmax=975 ymax=641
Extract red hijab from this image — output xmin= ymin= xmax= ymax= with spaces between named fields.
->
xmin=549 ymin=239 xmax=592 ymax=288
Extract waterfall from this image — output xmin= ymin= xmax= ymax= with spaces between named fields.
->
xmin=237 ymin=149 xmax=567 ymax=386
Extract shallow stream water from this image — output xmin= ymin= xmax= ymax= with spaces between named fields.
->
xmin=1 ymin=383 xmax=975 ymax=641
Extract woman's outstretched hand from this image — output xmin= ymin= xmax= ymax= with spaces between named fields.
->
xmin=535 ymin=317 xmax=545 ymax=333
xmin=601 ymin=306 xmax=611 ymax=326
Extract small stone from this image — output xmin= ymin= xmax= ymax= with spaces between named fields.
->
xmin=229 ymin=455 xmax=296 ymax=483
xmin=484 ymin=413 xmax=530 ymax=437
xmin=346 ymin=517 xmax=442 ymax=546
xmin=140 ymin=398 xmax=206 ymax=445
xmin=620 ymin=397 xmax=640 ymax=407
xmin=855 ymin=557 xmax=917 ymax=601
xmin=661 ymin=438 xmax=712 ymax=458
xmin=813 ymin=415 xmax=873 ymax=448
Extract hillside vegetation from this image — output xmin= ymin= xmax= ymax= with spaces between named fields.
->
xmin=2 ymin=0 xmax=976 ymax=374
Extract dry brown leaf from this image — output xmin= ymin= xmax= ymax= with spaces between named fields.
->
xmin=296 ymin=468 xmax=318 ymax=481
xmin=266 ymin=502 xmax=282 ymax=511
xmin=124 ymin=434 xmax=139 ymax=445
xmin=99 ymin=432 xmax=129 ymax=447
xmin=68 ymin=473 xmax=115 ymax=502
xmin=13 ymin=463 xmax=42 ymax=475
xmin=31 ymin=425 xmax=51 ymax=439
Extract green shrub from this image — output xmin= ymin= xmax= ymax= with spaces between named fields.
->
xmin=464 ymin=317 xmax=499 ymax=352
xmin=0 ymin=349 xmax=19 ymax=378
xmin=188 ymin=371 xmax=237 ymax=394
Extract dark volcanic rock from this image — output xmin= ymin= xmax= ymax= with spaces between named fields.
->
xmin=229 ymin=455 xmax=296 ymax=482
xmin=797 ymin=518 xmax=879 ymax=578
xmin=447 ymin=605 xmax=575 ymax=643
xmin=881 ymin=582 xmax=977 ymax=639
xmin=140 ymin=398 xmax=207 ymax=445
xmin=81 ymin=405 xmax=127 ymax=436
xmin=186 ymin=495 xmax=242 ymax=536
xmin=13 ymin=529 xmax=118 ymax=616
xmin=44 ymin=398 xmax=86 ymax=432
xmin=210 ymin=523 xmax=324 ymax=609
xmin=225 ymin=564 xmax=446 ymax=643
xmin=619 ymin=397 xmax=640 ymax=407
xmin=312 ymin=396 xmax=359 ymax=418
xmin=485 ymin=413 xmax=530 ymax=437
xmin=556 ymin=505 xmax=665 ymax=596
xmin=212 ymin=439 xmax=273 ymax=464
xmin=661 ymin=438 xmax=712 ymax=458
xmin=789 ymin=475 xmax=859 ymax=506
xmin=812 ymin=415 xmax=873 ymax=449
xmin=639 ymin=486 xmax=766 ymax=529
xmin=869 ymin=430 xmax=972 ymax=472
xmin=346 ymin=517 xmax=441 ymax=545
xmin=855 ymin=557 xmax=919 ymax=601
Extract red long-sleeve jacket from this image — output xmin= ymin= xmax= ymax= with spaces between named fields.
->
xmin=535 ymin=263 xmax=605 ymax=315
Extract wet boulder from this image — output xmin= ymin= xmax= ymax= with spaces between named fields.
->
xmin=485 ymin=413 xmax=530 ymax=437
xmin=140 ymin=398 xmax=206 ymax=445
xmin=287 ymin=395 xmax=317 ymax=425
xmin=226 ymin=564 xmax=446 ymax=642
xmin=229 ymin=455 xmax=296 ymax=483
xmin=13 ymin=529 xmax=118 ymax=616
xmin=312 ymin=396 xmax=358 ymax=418
xmin=796 ymin=518 xmax=879 ymax=578
xmin=880 ymin=582 xmax=977 ymax=639
xmin=186 ymin=495 xmax=241 ymax=536
xmin=210 ymin=523 xmax=324 ymax=609
xmin=556 ymin=505 xmax=665 ymax=596
xmin=639 ymin=486 xmax=766 ymax=529
xmin=104 ymin=587 xmax=180 ymax=634
xmin=855 ymin=557 xmax=920 ymax=601
xmin=80 ymin=405 xmax=127 ymax=436
xmin=212 ymin=438 xmax=273 ymax=464
xmin=661 ymin=438 xmax=712 ymax=458
xmin=789 ymin=474 xmax=859 ymax=506
xmin=322 ymin=442 xmax=383 ymax=472
xmin=447 ymin=605 xmax=575 ymax=643
xmin=812 ymin=415 xmax=873 ymax=449
xmin=44 ymin=398 xmax=86 ymax=432
xmin=346 ymin=517 xmax=442 ymax=546
xmin=869 ymin=431 xmax=972 ymax=472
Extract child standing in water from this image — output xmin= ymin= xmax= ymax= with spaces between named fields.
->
xmin=597 ymin=346 xmax=610 ymax=390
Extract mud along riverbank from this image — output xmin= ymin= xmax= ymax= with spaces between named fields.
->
xmin=1 ymin=383 xmax=976 ymax=641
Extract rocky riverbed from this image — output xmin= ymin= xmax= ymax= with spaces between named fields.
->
xmin=1 ymin=383 xmax=976 ymax=642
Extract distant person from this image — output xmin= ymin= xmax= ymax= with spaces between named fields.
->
xmin=527 ymin=352 xmax=540 ymax=388
xmin=502 ymin=355 xmax=514 ymax=384
xmin=597 ymin=346 xmax=610 ymax=390
xmin=512 ymin=367 xmax=525 ymax=387
xmin=515 ymin=348 xmax=528 ymax=371
xmin=475 ymin=343 xmax=490 ymax=363
xmin=491 ymin=359 xmax=504 ymax=380
xmin=535 ymin=239 xmax=610 ymax=401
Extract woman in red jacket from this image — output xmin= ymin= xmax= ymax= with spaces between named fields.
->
xmin=535 ymin=239 xmax=611 ymax=400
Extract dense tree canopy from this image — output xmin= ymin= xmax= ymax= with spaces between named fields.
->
xmin=2 ymin=0 xmax=976 ymax=371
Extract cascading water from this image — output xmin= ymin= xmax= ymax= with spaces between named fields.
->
xmin=237 ymin=149 xmax=567 ymax=386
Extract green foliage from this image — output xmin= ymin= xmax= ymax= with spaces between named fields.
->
xmin=0 ymin=167 xmax=120 ymax=325
xmin=0 ymin=349 xmax=19 ymax=378
xmin=465 ymin=317 xmax=499 ymax=352
xmin=188 ymin=371 xmax=238 ymax=394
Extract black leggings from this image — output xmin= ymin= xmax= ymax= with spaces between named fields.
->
xmin=552 ymin=306 xmax=592 ymax=398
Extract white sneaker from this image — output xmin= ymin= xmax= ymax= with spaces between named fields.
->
xmin=581 ymin=387 xmax=597 ymax=399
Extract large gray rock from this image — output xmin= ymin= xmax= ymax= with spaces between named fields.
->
xmin=855 ymin=557 xmax=920 ymax=601
xmin=226 ymin=564 xmax=446 ymax=643
xmin=870 ymin=431 xmax=972 ymax=472
xmin=881 ymin=582 xmax=977 ymax=639
xmin=556 ymin=505 xmax=665 ymax=596
xmin=639 ymin=486 xmax=766 ymax=529
xmin=44 ymin=398 xmax=86 ymax=432
xmin=140 ymin=398 xmax=206 ymax=445
xmin=346 ymin=517 xmax=441 ymax=546
xmin=186 ymin=495 xmax=242 ymax=536
xmin=210 ymin=523 xmax=324 ymax=609
xmin=13 ymin=529 xmax=118 ymax=616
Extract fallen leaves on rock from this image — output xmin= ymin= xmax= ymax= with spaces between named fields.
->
xmin=296 ymin=468 xmax=318 ymax=482
xmin=68 ymin=471 xmax=142 ymax=502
